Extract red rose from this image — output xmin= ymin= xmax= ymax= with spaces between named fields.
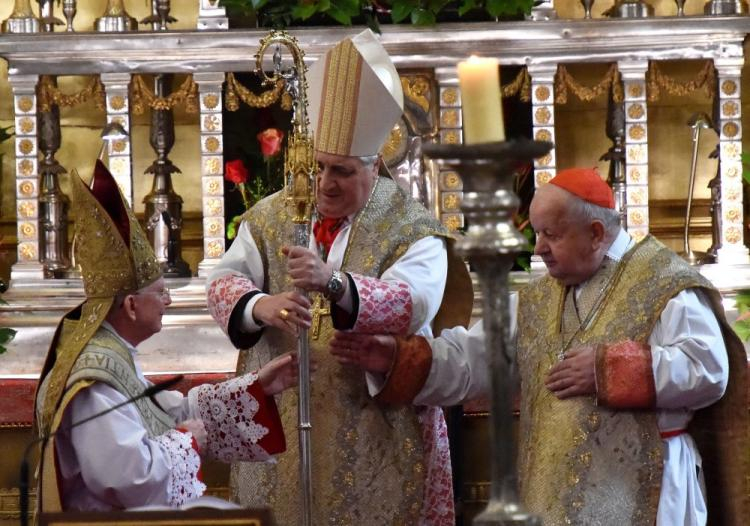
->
xmin=257 ymin=128 xmax=284 ymax=158
xmin=225 ymin=159 xmax=249 ymax=184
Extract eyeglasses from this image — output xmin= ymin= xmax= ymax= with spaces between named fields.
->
xmin=136 ymin=287 xmax=171 ymax=300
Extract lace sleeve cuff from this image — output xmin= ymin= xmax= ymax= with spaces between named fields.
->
xmin=350 ymin=273 xmax=412 ymax=335
xmin=154 ymin=430 xmax=206 ymax=507
xmin=596 ymin=340 xmax=656 ymax=409
xmin=207 ymin=274 xmax=260 ymax=336
xmin=195 ymin=373 xmax=285 ymax=463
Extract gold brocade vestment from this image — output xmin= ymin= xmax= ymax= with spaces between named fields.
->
xmin=232 ymin=177 xmax=470 ymax=525
xmin=516 ymin=235 xmax=747 ymax=525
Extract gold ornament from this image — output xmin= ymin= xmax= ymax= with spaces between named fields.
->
xmin=18 ymin=201 xmax=35 ymax=218
xmin=204 ymin=136 xmax=220 ymax=153
xmin=534 ymin=107 xmax=552 ymax=125
xmin=722 ymin=101 xmax=739 ymax=117
xmin=18 ymin=139 xmax=34 ymax=155
xmin=440 ymin=109 xmax=459 ymax=128
xmin=18 ymin=159 xmax=34 ymax=175
xmin=20 ymin=222 xmax=36 ymax=238
xmin=19 ymin=242 xmax=37 ymax=261
xmin=628 ymin=124 xmax=646 ymax=141
xmin=725 ymin=226 xmax=741 ymax=244
xmin=722 ymin=122 xmax=739 ymax=138
xmin=536 ymin=171 xmax=553 ymax=185
xmin=18 ymin=118 xmax=34 ymax=134
xmin=647 ymin=61 xmax=715 ymax=102
xmin=555 ymin=63 xmax=623 ymax=104
xmin=206 ymin=240 xmax=223 ymax=258
xmin=535 ymin=129 xmax=552 ymax=142
xmin=17 ymin=97 xmax=33 ymax=113
xmin=627 ymin=104 xmax=645 ymax=120
xmin=443 ymin=172 xmax=461 ymax=189
xmin=535 ymin=85 xmax=550 ymax=102
xmin=721 ymin=79 xmax=737 ymax=96
xmin=203 ymin=93 xmax=219 ymax=110
xmin=19 ymin=181 xmax=34 ymax=196
xmin=442 ymin=130 xmax=459 ymax=144
xmin=441 ymin=88 xmax=458 ymax=106
xmin=204 ymin=157 xmax=221 ymax=175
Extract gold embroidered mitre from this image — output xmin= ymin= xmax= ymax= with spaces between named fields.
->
xmin=307 ymin=28 xmax=403 ymax=157
xmin=71 ymin=160 xmax=161 ymax=298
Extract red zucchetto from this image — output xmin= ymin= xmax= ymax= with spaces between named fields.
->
xmin=548 ymin=167 xmax=615 ymax=209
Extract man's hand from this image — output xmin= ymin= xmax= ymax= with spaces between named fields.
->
xmin=258 ymin=352 xmax=302 ymax=395
xmin=545 ymin=344 xmax=597 ymax=399
xmin=284 ymin=245 xmax=332 ymax=293
xmin=330 ymin=331 xmax=397 ymax=374
xmin=177 ymin=419 xmax=207 ymax=452
xmin=253 ymin=292 xmax=311 ymax=336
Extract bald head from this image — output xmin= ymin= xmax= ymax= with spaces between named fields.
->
xmin=530 ymin=184 xmax=620 ymax=286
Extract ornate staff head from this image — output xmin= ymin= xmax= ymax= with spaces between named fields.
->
xmin=256 ymin=31 xmax=316 ymax=225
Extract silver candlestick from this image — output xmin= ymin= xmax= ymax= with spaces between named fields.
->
xmin=3 ymin=0 xmax=40 ymax=33
xmin=94 ymin=0 xmax=137 ymax=32
xmin=423 ymin=139 xmax=552 ymax=526
xmin=62 ymin=0 xmax=77 ymax=31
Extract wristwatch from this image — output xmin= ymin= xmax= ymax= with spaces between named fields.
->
xmin=324 ymin=269 xmax=345 ymax=302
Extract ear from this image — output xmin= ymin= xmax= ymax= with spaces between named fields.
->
xmin=591 ymin=221 xmax=606 ymax=250
xmin=122 ymin=294 xmax=138 ymax=322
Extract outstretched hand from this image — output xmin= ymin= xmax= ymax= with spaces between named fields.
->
xmin=545 ymin=344 xmax=597 ymax=399
xmin=329 ymin=331 xmax=397 ymax=374
xmin=258 ymin=352 xmax=301 ymax=395
xmin=253 ymin=291 xmax=311 ymax=336
xmin=283 ymin=245 xmax=333 ymax=293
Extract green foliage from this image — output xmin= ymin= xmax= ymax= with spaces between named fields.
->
xmin=0 ymin=125 xmax=14 ymax=165
xmin=741 ymin=152 xmax=750 ymax=185
xmin=732 ymin=289 xmax=750 ymax=342
xmin=0 ymin=282 xmax=14 ymax=355
xmin=219 ymin=0 xmax=534 ymax=29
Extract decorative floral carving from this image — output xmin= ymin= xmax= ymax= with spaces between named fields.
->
xmin=441 ymin=88 xmax=458 ymax=106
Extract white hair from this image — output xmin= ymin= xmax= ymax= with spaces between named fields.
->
xmin=567 ymin=196 xmax=621 ymax=236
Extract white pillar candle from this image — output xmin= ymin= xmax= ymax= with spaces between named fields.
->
xmin=457 ymin=56 xmax=505 ymax=144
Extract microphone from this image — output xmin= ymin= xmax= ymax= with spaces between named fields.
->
xmin=20 ymin=374 xmax=185 ymax=526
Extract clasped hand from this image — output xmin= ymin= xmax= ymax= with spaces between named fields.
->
xmin=545 ymin=344 xmax=597 ymax=399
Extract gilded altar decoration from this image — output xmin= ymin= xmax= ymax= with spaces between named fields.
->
xmin=629 ymin=209 xmax=645 ymax=225
xmin=204 ymin=136 xmax=221 ymax=153
xmin=725 ymin=206 xmax=741 ymax=222
xmin=224 ymin=74 xmax=291 ymax=112
xmin=725 ymin=165 xmax=740 ymax=179
xmin=108 ymin=94 xmax=125 ymax=110
xmin=131 ymin=74 xmax=199 ymax=114
xmin=442 ymin=214 xmax=462 ymax=231
xmin=627 ymin=83 xmax=644 ymax=98
xmin=18 ymin=118 xmax=34 ymax=134
xmin=535 ymin=128 xmax=552 ymax=142
xmin=18 ymin=139 xmax=34 ymax=155
xmin=722 ymin=142 xmax=741 ymax=159
xmin=647 ymin=60 xmax=715 ymax=102
xmin=721 ymin=79 xmax=737 ymax=96
xmin=203 ymin=93 xmax=220 ymax=109
xmin=441 ymin=87 xmax=458 ymax=106
xmin=401 ymin=75 xmax=431 ymax=112
xmin=442 ymin=171 xmax=462 ymax=189
xmin=534 ymin=85 xmax=550 ymax=102
xmin=627 ymin=103 xmax=645 ymax=120
xmin=38 ymin=75 xmax=105 ymax=112
xmin=18 ymin=243 xmax=37 ymax=260
xmin=18 ymin=159 xmax=34 ymax=176
xmin=442 ymin=130 xmax=460 ymax=144
xmin=722 ymin=122 xmax=739 ymax=138
xmin=628 ymin=188 xmax=646 ymax=205
xmin=203 ymin=114 xmax=220 ymax=132
xmin=502 ymin=67 xmax=531 ymax=101
xmin=17 ymin=201 xmax=35 ymax=218
xmin=536 ymin=170 xmax=553 ymax=184
xmin=534 ymin=107 xmax=551 ymax=124
xmin=628 ymin=124 xmax=646 ymax=140
xmin=441 ymin=109 xmax=459 ymax=128
xmin=722 ymin=101 xmax=739 ymax=117
xmin=725 ymin=226 xmax=741 ymax=244
xmin=206 ymin=240 xmax=223 ymax=258
xmin=204 ymin=157 xmax=221 ymax=175
xmin=17 ymin=97 xmax=33 ymax=113
xmin=19 ymin=181 xmax=34 ymax=196
xmin=627 ymin=144 xmax=646 ymax=163
xmin=555 ymin=63 xmax=623 ymax=104
xmin=442 ymin=193 xmax=460 ymax=210
xmin=19 ymin=222 xmax=36 ymax=239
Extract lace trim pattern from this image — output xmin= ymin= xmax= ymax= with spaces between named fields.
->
xmin=350 ymin=274 xmax=412 ymax=334
xmin=155 ymin=430 xmax=206 ymax=507
xmin=418 ymin=407 xmax=455 ymax=526
xmin=195 ymin=373 xmax=271 ymax=463
xmin=206 ymin=274 xmax=259 ymax=335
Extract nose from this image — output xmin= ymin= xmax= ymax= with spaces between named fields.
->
xmin=163 ymin=289 xmax=172 ymax=306
xmin=534 ymin=236 xmax=548 ymax=256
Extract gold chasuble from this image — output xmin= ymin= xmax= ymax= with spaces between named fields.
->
xmin=517 ymin=235 xmax=748 ymax=525
xmin=231 ymin=176 xmax=471 ymax=525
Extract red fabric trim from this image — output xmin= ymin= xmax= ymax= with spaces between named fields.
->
xmin=376 ymin=335 xmax=433 ymax=405
xmin=206 ymin=274 xmax=260 ymax=335
xmin=595 ymin=340 xmax=656 ymax=409
xmin=659 ymin=429 xmax=686 ymax=439
xmin=246 ymin=381 xmax=286 ymax=455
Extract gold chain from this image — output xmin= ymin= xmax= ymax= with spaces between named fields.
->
xmin=38 ymin=75 xmax=106 ymax=112
xmin=555 ymin=63 xmax=623 ymax=104
xmin=647 ymin=60 xmax=715 ymax=102
xmin=130 ymin=74 xmax=199 ymax=114
xmin=501 ymin=66 xmax=531 ymax=102
xmin=224 ymin=73 xmax=292 ymax=111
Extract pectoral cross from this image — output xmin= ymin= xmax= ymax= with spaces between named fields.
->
xmin=310 ymin=294 xmax=330 ymax=340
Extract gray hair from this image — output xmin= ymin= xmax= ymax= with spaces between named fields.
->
xmin=566 ymin=196 xmax=621 ymax=236
xmin=357 ymin=154 xmax=379 ymax=167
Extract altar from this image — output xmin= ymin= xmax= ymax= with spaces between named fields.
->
xmin=1 ymin=0 xmax=750 ymax=524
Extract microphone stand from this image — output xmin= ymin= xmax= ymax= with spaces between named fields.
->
xmin=20 ymin=374 xmax=184 ymax=526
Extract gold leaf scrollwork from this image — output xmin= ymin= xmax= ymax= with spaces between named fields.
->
xmin=401 ymin=75 xmax=431 ymax=113
xmin=555 ymin=64 xmax=623 ymax=104
xmin=38 ymin=75 xmax=106 ymax=112
xmin=224 ymin=73 xmax=288 ymax=111
xmin=501 ymin=67 xmax=531 ymax=102
xmin=646 ymin=60 xmax=715 ymax=102
xmin=131 ymin=75 xmax=199 ymax=115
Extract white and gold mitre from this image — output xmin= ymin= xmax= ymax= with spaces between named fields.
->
xmin=71 ymin=160 xmax=161 ymax=299
xmin=307 ymin=28 xmax=403 ymax=157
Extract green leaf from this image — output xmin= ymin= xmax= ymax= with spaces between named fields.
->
xmin=411 ymin=8 xmax=436 ymax=25
xmin=0 ymin=327 xmax=15 ymax=346
xmin=291 ymin=3 xmax=318 ymax=20
xmin=332 ymin=0 xmax=361 ymax=15
xmin=734 ymin=290 xmax=750 ymax=312
xmin=326 ymin=6 xmax=353 ymax=24
xmin=458 ymin=0 xmax=479 ymax=16
xmin=391 ymin=0 xmax=417 ymax=23
xmin=732 ymin=318 xmax=750 ymax=342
